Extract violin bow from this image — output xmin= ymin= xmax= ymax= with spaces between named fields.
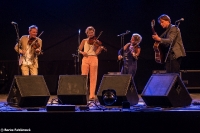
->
xmin=24 ymin=31 xmax=44 ymax=60
xmin=29 ymin=31 xmax=44 ymax=46
xmin=92 ymin=31 xmax=103 ymax=45
xmin=96 ymin=31 xmax=103 ymax=40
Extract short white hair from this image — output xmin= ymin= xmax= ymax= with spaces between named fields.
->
xmin=132 ymin=33 xmax=142 ymax=44
xmin=28 ymin=25 xmax=38 ymax=31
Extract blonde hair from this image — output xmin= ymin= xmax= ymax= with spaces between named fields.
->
xmin=132 ymin=33 xmax=142 ymax=44
xmin=85 ymin=26 xmax=95 ymax=34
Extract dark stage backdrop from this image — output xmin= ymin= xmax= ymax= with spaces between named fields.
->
xmin=0 ymin=0 xmax=200 ymax=93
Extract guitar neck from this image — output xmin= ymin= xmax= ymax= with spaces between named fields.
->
xmin=152 ymin=28 xmax=156 ymax=35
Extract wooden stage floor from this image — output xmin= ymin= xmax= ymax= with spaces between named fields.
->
xmin=1 ymin=93 xmax=200 ymax=132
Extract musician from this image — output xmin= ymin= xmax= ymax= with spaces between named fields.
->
xmin=118 ymin=33 xmax=142 ymax=88
xmin=152 ymin=14 xmax=186 ymax=73
xmin=78 ymin=26 xmax=104 ymax=101
xmin=14 ymin=25 xmax=42 ymax=75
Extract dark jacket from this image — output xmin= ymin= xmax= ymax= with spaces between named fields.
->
xmin=160 ymin=24 xmax=186 ymax=59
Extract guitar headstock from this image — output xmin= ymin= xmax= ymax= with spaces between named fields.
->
xmin=151 ymin=19 xmax=155 ymax=28
xmin=151 ymin=19 xmax=156 ymax=34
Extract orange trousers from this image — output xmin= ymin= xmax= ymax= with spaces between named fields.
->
xmin=21 ymin=64 xmax=38 ymax=75
xmin=81 ymin=56 xmax=98 ymax=99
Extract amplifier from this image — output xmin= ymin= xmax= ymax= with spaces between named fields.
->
xmin=152 ymin=70 xmax=200 ymax=89
xmin=180 ymin=70 xmax=200 ymax=89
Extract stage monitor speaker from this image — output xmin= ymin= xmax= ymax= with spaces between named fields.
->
xmin=7 ymin=75 xmax=50 ymax=107
xmin=141 ymin=73 xmax=192 ymax=107
xmin=97 ymin=74 xmax=139 ymax=106
xmin=43 ymin=75 xmax=59 ymax=95
xmin=57 ymin=75 xmax=88 ymax=105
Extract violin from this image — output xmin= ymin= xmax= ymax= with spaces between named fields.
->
xmin=87 ymin=31 xmax=107 ymax=52
xmin=129 ymin=43 xmax=139 ymax=60
xmin=88 ymin=36 xmax=102 ymax=47
xmin=28 ymin=38 xmax=40 ymax=49
xmin=28 ymin=31 xmax=44 ymax=54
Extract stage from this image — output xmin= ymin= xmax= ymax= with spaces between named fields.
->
xmin=1 ymin=93 xmax=200 ymax=132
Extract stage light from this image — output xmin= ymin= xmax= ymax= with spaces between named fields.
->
xmin=102 ymin=89 xmax=117 ymax=106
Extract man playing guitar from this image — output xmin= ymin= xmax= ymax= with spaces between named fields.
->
xmin=152 ymin=14 xmax=186 ymax=73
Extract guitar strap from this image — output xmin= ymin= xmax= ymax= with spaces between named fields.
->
xmin=160 ymin=24 xmax=171 ymax=38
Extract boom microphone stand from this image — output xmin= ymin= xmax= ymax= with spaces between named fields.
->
xmin=165 ymin=18 xmax=183 ymax=73
xmin=72 ymin=53 xmax=78 ymax=74
xmin=11 ymin=21 xmax=20 ymax=75
xmin=117 ymin=30 xmax=131 ymax=73
xmin=77 ymin=29 xmax=81 ymax=75
xmin=72 ymin=29 xmax=81 ymax=75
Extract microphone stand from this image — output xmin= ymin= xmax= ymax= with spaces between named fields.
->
xmin=72 ymin=29 xmax=81 ymax=75
xmin=164 ymin=21 xmax=181 ymax=73
xmin=72 ymin=54 xmax=78 ymax=75
xmin=176 ymin=21 xmax=181 ymax=28
xmin=77 ymin=29 xmax=81 ymax=75
xmin=12 ymin=23 xmax=20 ymax=75
xmin=117 ymin=31 xmax=130 ymax=73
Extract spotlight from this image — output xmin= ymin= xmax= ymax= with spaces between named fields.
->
xmin=102 ymin=89 xmax=117 ymax=106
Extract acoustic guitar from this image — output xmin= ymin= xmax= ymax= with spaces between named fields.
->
xmin=151 ymin=19 xmax=165 ymax=64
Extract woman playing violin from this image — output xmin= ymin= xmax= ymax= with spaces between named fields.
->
xmin=78 ymin=26 xmax=104 ymax=101
xmin=14 ymin=25 xmax=42 ymax=75
xmin=118 ymin=33 xmax=142 ymax=90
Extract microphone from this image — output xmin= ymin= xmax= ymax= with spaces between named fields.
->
xmin=117 ymin=30 xmax=131 ymax=36
xmin=11 ymin=21 xmax=17 ymax=25
xmin=78 ymin=29 xmax=81 ymax=34
xmin=175 ymin=18 xmax=184 ymax=23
